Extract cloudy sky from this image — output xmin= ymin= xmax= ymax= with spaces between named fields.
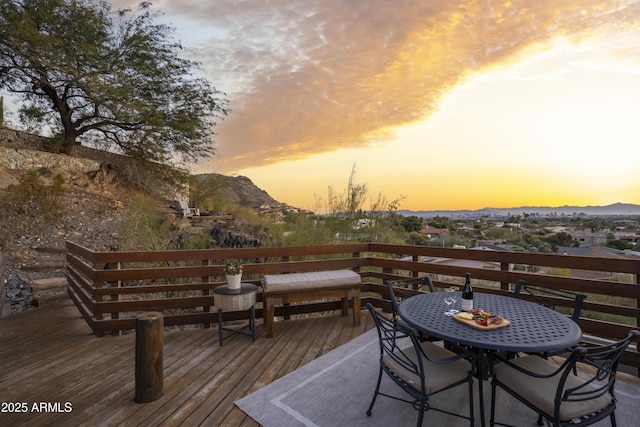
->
xmin=116 ymin=1 xmax=640 ymax=210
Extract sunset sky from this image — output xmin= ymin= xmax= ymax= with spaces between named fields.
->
xmin=61 ymin=2 xmax=640 ymax=211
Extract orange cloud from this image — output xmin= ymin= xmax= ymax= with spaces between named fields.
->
xmin=157 ymin=1 xmax=640 ymax=170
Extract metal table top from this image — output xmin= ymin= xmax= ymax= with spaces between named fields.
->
xmin=213 ymin=283 xmax=257 ymax=295
xmin=398 ymin=292 xmax=582 ymax=353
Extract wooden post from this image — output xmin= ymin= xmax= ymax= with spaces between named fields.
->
xmin=135 ymin=312 xmax=164 ymax=403
xmin=202 ymin=259 xmax=211 ymax=328
xmin=108 ymin=262 xmax=121 ymax=336
xmin=500 ymin=261 xmax=510 ymax=291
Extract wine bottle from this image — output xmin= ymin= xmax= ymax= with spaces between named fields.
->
xmin=461 ymin=273 xmax=473 ymax=311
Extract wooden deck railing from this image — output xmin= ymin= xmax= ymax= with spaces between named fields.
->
xmin=65 ymin=241 xmax=639 ymax=369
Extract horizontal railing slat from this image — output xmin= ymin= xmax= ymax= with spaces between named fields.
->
xmin=368 ymin=243 xmax=640 ymax=274
xmin=94 ymin=296 xmax=214 ymax=315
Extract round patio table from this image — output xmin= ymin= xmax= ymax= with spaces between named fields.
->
xmin=398 ymin=292 xmax=582 ymax=427
xmin=399 ymin=292 xmax=582 ymax=353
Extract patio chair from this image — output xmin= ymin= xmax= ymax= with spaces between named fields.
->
xmin=365 ymin=303 xmax=475 ymax=426
xmin=489 ymin=329 xmax=639 ymax=427
xmin=385 ymin=277 xmax=438 ymax=343
xmin=513 ymin=280 xmax=586 ymax=323
xmin=513 ymin=280 xmax=587 ymax=362
xmin=385 ymin=277 xmax=436 ymax=312
xmin=177 ymin=199 xmax=200 ymax=219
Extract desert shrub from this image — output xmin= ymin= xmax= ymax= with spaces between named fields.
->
xmin=46 ymin=132 xmax=67 ymax=154
xmin=188 ymin=174 xmax=233 ymax=213
xmin=5 ymin=170 xmax=65 ymax=222
xmin=485 ymin=226 xmax=518 ymax=241
xmin=122 ymin=194 xmax=173 ymax=250
xmin=281 ymin=212 xmax=333 ymax=246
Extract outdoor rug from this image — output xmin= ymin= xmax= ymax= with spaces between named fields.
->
xmin=235 ymin=329 xmax=640 ymax=427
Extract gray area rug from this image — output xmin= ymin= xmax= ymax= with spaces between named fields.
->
xmin=235 ymin=329 xmax=640 ymax=427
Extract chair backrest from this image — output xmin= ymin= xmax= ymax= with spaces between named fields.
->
xmin=176 ymin=200 xmax=193 ymax=218
xmin=366 ymin=302 xmax=425 ymax=382
xmin=558 ymin=330 xmax=640 ymax=409
xmin=384 ymin=276 xmax=435 ymax=317
xmin=513 ymin=280 xmax=586 ymax=323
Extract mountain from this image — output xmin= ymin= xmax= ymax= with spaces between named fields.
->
xmin=193 ymin=173 xmax=281 ymax=209
xmin=399 ymin=203 xmax=640 ymax=218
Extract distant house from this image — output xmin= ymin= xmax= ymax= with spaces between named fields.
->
xmin=475 ymin=241 xmax=511 ymax=251
xmin=545 ymin=226 xmax=569 ymax=233
xmin=455 ymin=225 xmax=482 ymax=239
xmin=612 ymin=219 xmax=639 ymax=227
xmin=613 ymin=229 xmax=640 ymax=243
xmin=419 ymin=225 xmax=449 ymax=238
xmin=568 ymin=229 xmax=607 ymax=247
xmin=557 ymin=245 xmax=632 ymax=257
xmin=354 ymin=218 xmax=375 ymax=229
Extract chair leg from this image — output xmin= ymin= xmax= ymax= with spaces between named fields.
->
xmin=416 ymin=400 xmax=425 ymax=427
xmin=366 ymin=367 xmax=383 ymax=416
xmin=610 ymin=413 xmax=617 ymax=427
xmin=490 ymin=381 xmax=497 ymax=427
xmin=468 ymin=376 xmax=474 ymax=426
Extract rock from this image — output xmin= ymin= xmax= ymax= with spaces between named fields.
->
xmin=3 ymin=276 xmax=38 ymax=312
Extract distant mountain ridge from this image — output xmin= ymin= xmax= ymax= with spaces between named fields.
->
xmin=399 ymin=203 xmax=640 ymax=218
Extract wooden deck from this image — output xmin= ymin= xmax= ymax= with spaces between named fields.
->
xmin=0 ymin=295 xmax=374 ymax=426
xmin=1 ymin=295 xmax=638 ymax=427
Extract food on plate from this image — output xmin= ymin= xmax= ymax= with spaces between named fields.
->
xmin=475 ymin=316 xmax=504 ymax=326
xmin=457 ymin=312 xmax=474 ymax=320
xmin=456 ymin=308 xmax=504 ymax=326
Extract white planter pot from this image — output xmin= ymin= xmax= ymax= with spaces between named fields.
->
xmin=226 ymin=274 xmax=242 ymax=290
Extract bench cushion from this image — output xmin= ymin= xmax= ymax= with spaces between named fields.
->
xmin=263 ymin=270 xmax=361 ymax=293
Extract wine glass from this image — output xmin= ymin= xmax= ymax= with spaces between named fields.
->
xmin=449 ymin=286 xmax=460 ymax=315
xmin=444 ymin=286 xmax=460 ymax=317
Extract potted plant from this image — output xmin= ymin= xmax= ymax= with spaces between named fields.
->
xmin=224 ymin=259 xmax=243 ymax=290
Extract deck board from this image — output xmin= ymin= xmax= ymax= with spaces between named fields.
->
xmin=1 ymin=295 xmax=636 ymax=427
xmin=0 ymin=297 xmax=373 ymax=426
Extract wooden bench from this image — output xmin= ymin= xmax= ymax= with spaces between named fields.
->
xmin=262 ymin=270 xmax=362 ymax=338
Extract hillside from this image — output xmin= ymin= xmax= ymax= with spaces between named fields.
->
xmin=0 ymin=163 xmax=132 ymax=313
xmin=0 ymin=144 xmax=284 ymax=313
xmin=193 ymin=173 xmax=279 ymax=209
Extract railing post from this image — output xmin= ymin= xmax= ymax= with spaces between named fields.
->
xmin=352 ymin=252 xmax=361 ymax=273
xmin=135 ymin=312 xmax=164 ymax=403
xmin=202 ymin=259 xmax=211 ymax=329
xmin=108 ymin=261 xmax=122 ymax=336
xmin=500 ymin=262 xmax=510 ymax=291
xmin=94 ymin=256 xmax=104 ymax=337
